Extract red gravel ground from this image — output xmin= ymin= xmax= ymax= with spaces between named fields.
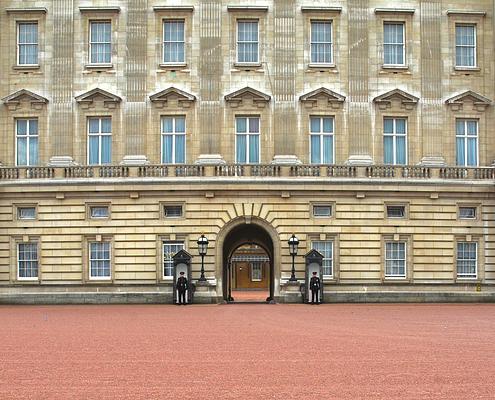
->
xmin=1 ymin=304 xmax=494 ymax=400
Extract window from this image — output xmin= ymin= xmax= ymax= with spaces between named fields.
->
xmin=164 ymin=205 xmax=183 ymax=218
xmin=90 ymin=206 xmax=109 ymax=219
xmin=89 ymin=242 xmax=111 ymax=279
xmin=456 ymin=119 xmax=478 ymax=167
xmin=163 ymin=241 xmax=184 ymax=277
xmin=456 ymin=242 xmax=477 ymax=279
xmin=17 ymin=22 xmax=38 ymax=65
xmin=312 ymin=241 xmax=333 ymax=276
xmin=311 ymin=21 xmax=332 ymax=64
xmin=236 ymin=117 xmax=260 ymax=164
xmin=385 ymin=241 xmax=406 ymax=278
xmin=455 ymin=24 xmax=476 ymax=67
xmin=237 ymin=20 xmax=259 ymax=63
xmin=313 ymin=205 xmax=332 ymax=217
xmin=383 ymin=118 xmax=407 ymax=165
xmin=17 ymin=242 xmax=38 ymax=280
xmin=383 ymin=22 xmax=405 ymax=65
xmin=310 ymin=116 xmax=334 ymax=164
xmin=17 ymin=207 xmax=36 ymax=220
xmin=251 ymin=262 xmax=263 ymax=281
xmin=163 ymin=20 xmax=185 ymax=63
xmin=88 ymin=117 xmax=112 ymax=165
xmin=89 ymin=21 xmax=111 ymax=64
xmin=386 ymin=205 xmax=405 ymax=218
xmin=16 ymin=119 xmax=38 ymax=166
xmin=459 ymin=206 xmax=476 ymax=219
xmin=161 ymin=116 xmax=186 ymax=164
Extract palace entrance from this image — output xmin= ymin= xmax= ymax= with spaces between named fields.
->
xmin=221 ymin=222 xmax=275 ymax=303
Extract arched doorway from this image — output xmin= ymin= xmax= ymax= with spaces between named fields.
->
xmin=218 ymin=219 xmax=278 ymax=302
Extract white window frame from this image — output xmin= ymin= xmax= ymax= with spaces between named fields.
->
xmin=17 ymin=206 xmax=37 ymax=220
xmin=309 ymin=116 xmax=335 ymax=164
xmin=88 ymin=241 xmax=112 ymax=280
xmin=163 ymin=241 xmax=185 ymax=279
xmin=235 ymin=116 xmax=261 ymax=164
xmin=89 ymin=20 xmax=112 ymax=65
xmin=383 ymin=22 xmax=405 ymax=66
xmin=459 ymin=206 xmax=477 ymax=220
xmin=15 ymin=118 xmax=39 ymax=167
xmin=162 ymin=19 xmax=185 ymax=64
xmin=384 ymin=241 xmax=407 ymax=279
xmin=250 ymin=262 xmax=263 ymax=282
xmin=311 ymin=240 xmax=334 ymax=277
xmin=310 ymin=20 xmax=333 ymax=65
xmin=90 ymin=206 xmax=110 ymax=219
xmin=455 ymin=24 xmax=477 ymax=68
xmin=386 ymin=205 xmax=406 ymax=219
xmin=456 ymin=119 xmax=479 ymax=167
xmin=17 ymin=22 xmax=39 ymax=66
xmin=312 ymin=204 xmax=332 ymax=218
xmin=87 ymin=117 xmax=112 ymax=165
xmin=17 ymin=242 xmax=39 ymax=281
xmin=456 ymin=241 xmax=478 ymax=279
xmin=383 ymin=117 xmax=407 ymax=165
xmin=236 ymin=19 xmax=259 ymax=64
xmin=161 ymin=116 xmax=186 ymax=164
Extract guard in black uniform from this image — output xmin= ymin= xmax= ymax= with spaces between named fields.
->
xmin=309 ymin=271 xmax=321 ymax=305
xmin=176 ymin=271 xmax=188 ymax=305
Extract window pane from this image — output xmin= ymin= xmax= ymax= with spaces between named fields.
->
xmin=322 ymin=118 xmax=333 ymax=133
xmin=17 ymin=120 xmax=27 ymax=135
xmin=101 ymin=136 xmax=112 ymax=164
xmin=310 ymin=117 xmax=320 ymax=133
xmin=322 ymin=135 xmax=333 ymax=164
xmin=236 ymin=118 xmax=247 ymax=133
xmin=162 ymin=135 xmax=173 ymax=163
xmin=175 ymin=117 xmax=186 ymax=133
xmin=101 ymin=118 xmax=111 ymax=134
xmin=456 ymin=137 xmax=465 ymax=166
xmin=17 ymin=137 xmax=27 ymax=166
xmin=89 ymin=119 xmax=100 ymax=134
xmin=163 ymin=242 xmax=184 ymax=277
xmin=248 ymin=135 xmax=259 ymax=163
xmin=310 ymin=135 xmax=321 ymax=164
xmin=175 ymin=135 xmax=186 ymax=164
xmin=18 ymin=207 xmax=36 ymax=219
xmin=88 ymin=136 xmax=99 ymax=165
xmin=236 ymin=135 xmax=247 ymax=163
xmin=383 ymin=119 xmax=394 ymax=134
xmin=383 ymin=136 xmax=394 ymax=164
xmin=162 ymin=117 xmax=174 ymax=133
xmin=396 ymin=136 xmax=406 ymax=165
xmin=249 ymin=118 xmax=259 ymax=133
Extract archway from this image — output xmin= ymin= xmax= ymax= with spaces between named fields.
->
xmin=216 ymin=218 xmax=279 ymax=302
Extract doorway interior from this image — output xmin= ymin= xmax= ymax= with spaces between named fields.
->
xmin=222 ymin=223 xmax=274 ymax=303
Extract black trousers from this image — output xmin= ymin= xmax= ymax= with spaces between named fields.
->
xmin=178 ymin=290 xmax=187 ymax=304
xmin=311 ymin=289 xmax=319 ymax=304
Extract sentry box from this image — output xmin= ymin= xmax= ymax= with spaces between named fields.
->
xmin=304 ymin=249 xmax=324 ymax=304
xmin=172 ymin=249 xmax=193 ymax=304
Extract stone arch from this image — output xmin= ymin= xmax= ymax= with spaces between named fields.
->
xmin=215 ymin=216 xmax=281 ymax=301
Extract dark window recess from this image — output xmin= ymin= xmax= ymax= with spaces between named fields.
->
xmin=90 ymin=206 xmax=109 ymax=218
xmin=387 ymin=205 xmax=405 ymax=218
xmin=313 ymin=205 xmax=332 ymax=217
xmin=459 ymin=207 xmax=476 ymax=219
xmin=18 ymin=207 xmax=36 ymax=220
xmin=164 ymin=205 xmax=183 ymax=218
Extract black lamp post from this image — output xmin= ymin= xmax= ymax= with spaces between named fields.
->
xmin=288 ymin=234 xmax=299 ymax=282
xmin=197 ymin=234 xmax=209 ymax=282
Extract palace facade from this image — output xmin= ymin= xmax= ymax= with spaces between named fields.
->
xmin=1 ymin=0 xmax=495 ymax=303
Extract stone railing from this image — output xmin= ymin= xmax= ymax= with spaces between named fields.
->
xmin=1 ymin=164 xmax=494 ymax=182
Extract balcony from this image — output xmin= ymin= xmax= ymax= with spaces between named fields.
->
xmin=1 ymin=164 xmax=494 ymax=182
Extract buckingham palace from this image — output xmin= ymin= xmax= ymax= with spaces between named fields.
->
xmin=0 ymin=0 xmax=494 ymax=303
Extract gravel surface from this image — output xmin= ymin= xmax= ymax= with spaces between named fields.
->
xmin=0 ymin=304 xmax=494 ymax=400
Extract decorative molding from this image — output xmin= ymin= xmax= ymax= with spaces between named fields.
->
xmin=79 ymin=7 xmax=121 ymax=13
xmin=446 ymin=10 xmax=486 ymax=16
xmin=299 ymin=87 xmax=345 ymax=109
xmin=2 ymin=89 xmax=48 ymax=111
xmin=153 ymin=6 xmax=194 ymax=12
xmin=227 ymin=6 xmax=269 ymax=12
xmin=374 ymin=8 xmax=415 ymax=14
xmin=75 ymin=88 xmax=122 ymax=109
xmin=373 ymin=89 xmax=419 ymax=110
xmin=301 ymin=6 xmax=342 ymax=13
xmin=224 ymin=87 xmax=271 ymax=108
xmin=6 ymin=7 xmax=47 ymax=14
xmin=445 ymin=91 xmax=492 ymax=112
xmin=149 ymin=87 xmax=196 ymax=108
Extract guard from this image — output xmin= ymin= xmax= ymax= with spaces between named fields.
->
xmin=309 ymin=271 xmax=321 ymax=305
xmin=176 ymin=271 xmax=188 ymax=305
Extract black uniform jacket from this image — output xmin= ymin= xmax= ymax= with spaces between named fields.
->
xmin=310 ymin=276 xmax=321 ymax=291
xmin=177 ymin=276 xmax=188 ymax=291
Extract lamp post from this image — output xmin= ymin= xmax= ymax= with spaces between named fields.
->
xmin=197 ymin=234 xmax=209 ymax=282
xmin=288 ymin=234 xmax=299 ymax=282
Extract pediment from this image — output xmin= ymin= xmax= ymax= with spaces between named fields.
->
xmin=299 ymin=87 xmax=345 ymax=109
xmin=373 ymin=89 xmax=419 ymax=110
xmin=445 ymin=91 xmax=492 ymax=111
xmin=224 ymin=87 xmax=271 ymax=108
xmin=2 ymin=89 xmax=48 ymax=111
xmin=150 ymin=87 xmax=196 ymax=108
xmin=305 ymin=249 xmax=324 ymax=264
xmin=75 ymin=88 xmax=122 ymax=109
xmin=172 ymin=249 xmax=193 ymax=263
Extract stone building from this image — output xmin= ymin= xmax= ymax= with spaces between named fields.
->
xmin=0 ymin=0 xmax=494 ymax=303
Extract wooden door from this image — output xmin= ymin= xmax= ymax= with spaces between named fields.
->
xmin=234 ymin=261 xmax=269 ymax=289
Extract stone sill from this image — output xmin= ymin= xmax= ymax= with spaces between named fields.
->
xmin=84 ymin=63 xmax=114 ymax=71
xmin=380 ymin=65 xmax=410 ymax=74
xmin=13 ymin=65 xmax=40 ymax=71
xmin=232 ymin=63 xmax=263 ymax=72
